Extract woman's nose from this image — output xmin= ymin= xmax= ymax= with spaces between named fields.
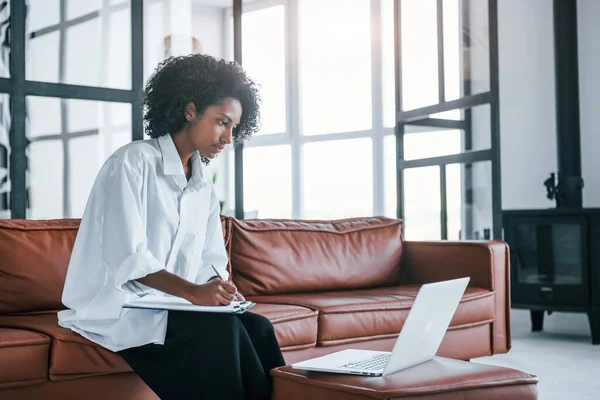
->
xmin=221 ymin=129 xmax=233 ymax=145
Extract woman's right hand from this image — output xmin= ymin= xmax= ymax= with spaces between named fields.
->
xmin=185 ymin=279 xmax=238 ymax=306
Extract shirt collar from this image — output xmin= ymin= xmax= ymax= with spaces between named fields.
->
xmin=157 ymin=134 xmax=207 ymax=190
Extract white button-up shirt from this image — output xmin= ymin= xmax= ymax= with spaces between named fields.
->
xmin=58 ymin=134 xmax=230 ymax=352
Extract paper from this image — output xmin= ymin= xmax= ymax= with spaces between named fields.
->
xmin=124 ymin=295 xmax=255 ymax=313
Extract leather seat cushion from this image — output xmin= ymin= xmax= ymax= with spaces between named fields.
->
xmin=248 ymin=303 xmax=318 ymax=351
xmin=0 ymin=304 xmax=318 ymax=381
xmin=0 ymin=327 xmax=50 ymax=388
xmin=0 ymin=313 xmax=130 ymax=381
xmin=249 ymin=285 xmax=495 ymax=346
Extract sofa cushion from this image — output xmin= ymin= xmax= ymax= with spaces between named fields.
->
xmin=248 ymin=285 xmax=495 ymax=346
xmin=0 ymin=219 xmax=80 ymax=314
xmin=251 ymin=303 xmax=318 ymax=350
xmin=0 ymin=313 xmax=130 ymax=381
xmin=230 ymin=217 xmax=403 ymax=296
xmin=0 ymin=327 xmax=50 ymax=389
xmin=0 ymin=304 xmax=318 ymax=381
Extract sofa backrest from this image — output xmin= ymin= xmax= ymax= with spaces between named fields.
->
xmin=0 ymin=216 xmax=402 ymax=312
xmin=229 ymin=217 xmax=404 ymax=296
xmin=0 ymin=217 xmax=233 ymax=314
xmin=0 ymin=219 xmax=80 ymax=314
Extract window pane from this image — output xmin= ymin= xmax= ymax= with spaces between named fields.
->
xmin=27 ymin=140 xmax=64 ymax=219
xmin=242 ymin=6 xmax=286 ymax=135
xmin=67 ymin=0 xmax=103 ymax=20
xmin=443 ymin=0 xmax=460 ymax=102
xmin=443 ymin=0 xmax=490 ymax=101
xmin=403 ymin=166 xmax=441 ymax=240
xmin=0 ymin=94 xmax=10 ymax=218
xmin=404 ymin=130 xmax=462 ymax=161
xmin=303 ymin=138 xmax=373 ymax=219
xmin=403 ymin=104 xmax=490 ymax=161
xmin=401 ymin=0 xmax=439 ymax=111
xmin=26 ymin=98 xmax=132 ymax=219
xmin=384 ymin=135 xmax=397 ymax=218
xmin=26 ymin=0 xmax=131 ymax=89
xmin=397 ymin=0 xmax=489 ymax=113
xmin=244 ymin=145 xmax=292 ymax=219
xmin=300 ymin=0 xmax=372 ymax=135
xmin=382 ymin=0 xmax=395 ymax=128
xmin=28 ymin=0 xmax=60 ymax=32
xmin=446 ymin=161 xmax=493 ymax=240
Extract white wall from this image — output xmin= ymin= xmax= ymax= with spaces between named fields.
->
xmin=498 ymin=0 xmax=558 ymax=210
xmin=497 ymin=0 xmax=599 ymax=335
xmin=191 ymin=5 xmax=225 ymax=60
xmin=498 ymin=0 xmax=600 ymax=210
xmin=578 ymin=0 xmax=600 ymax=208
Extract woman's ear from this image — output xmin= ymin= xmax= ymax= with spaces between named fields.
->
xmin=185 ymin=102 xmax=197 ymax=121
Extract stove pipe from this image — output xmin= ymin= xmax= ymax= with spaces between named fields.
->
xmin=544 ymin=0 xmax=585 ymax=208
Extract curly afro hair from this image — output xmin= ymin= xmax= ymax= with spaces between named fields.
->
xmin=143 ymin=54 xmax=261 ymax=145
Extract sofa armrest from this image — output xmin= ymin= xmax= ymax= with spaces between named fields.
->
xmin=401 ymin=240 xmax=511 ymax=354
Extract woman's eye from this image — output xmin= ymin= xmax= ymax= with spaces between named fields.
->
xmin=218 ymin=120 xmax=228 ymax=127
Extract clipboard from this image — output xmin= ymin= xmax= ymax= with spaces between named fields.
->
xmin=123 ymin=295 xmax=255 ymax=314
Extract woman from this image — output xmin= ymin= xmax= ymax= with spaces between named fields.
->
xmin=58 ymin=54 xmax=285 ymax=400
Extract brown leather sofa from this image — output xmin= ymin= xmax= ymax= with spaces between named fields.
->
xmin=0 ymin=216 xmax=511 ymax=399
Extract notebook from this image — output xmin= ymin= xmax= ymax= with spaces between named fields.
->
xmin=123 ymin=295 xmax=255 ymax=314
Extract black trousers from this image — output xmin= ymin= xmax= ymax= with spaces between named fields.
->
xmin=118 ymin=311 xmax=286 ymax=400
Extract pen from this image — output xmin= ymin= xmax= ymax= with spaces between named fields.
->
xmin=211 ymin=265 xmax=238 ymax=301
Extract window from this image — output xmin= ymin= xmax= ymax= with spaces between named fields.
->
xmin=403 ymin=166 xmax=441 ymax=240
xmin=400 ymin=0 xmax=439 ymax=111
xmin=383 ymin=135 xmax=397 ymax=218
xmin=303 ymin=139 xmax=373 ymax=219
xmin=299 ymin=0 xmax=372 ymax=135
xmin=27 ymin=0 xmax=132 ymax=89
xmin=2 ymin=0 xmax=139 ymax=220
xmin=242 ymin=6 xmax=286 ymax=135
xmin=395 ymin=0 xmax=501 ymax=240
xmin=234 ymin=0 xmax=481 ymax=223
xmin=244 ymin=145 xmax=292 ymax=218
xmin=233 ymin=0 xmax=389 ymax=219
xmin=26 ymin=97 xmax=131 ymax=219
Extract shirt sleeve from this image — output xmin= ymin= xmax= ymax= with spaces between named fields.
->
xmin=101 ymin=159 xmax=165 ymax=295
xmin=195 ymin=188 xmax=230 ymax=284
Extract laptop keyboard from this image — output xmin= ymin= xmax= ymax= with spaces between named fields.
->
xmin=341 ymin=353 xmax=390 ymax=371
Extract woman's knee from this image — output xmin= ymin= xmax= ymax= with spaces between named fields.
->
xmin=241 ymin=312 xmax=276 ymax=335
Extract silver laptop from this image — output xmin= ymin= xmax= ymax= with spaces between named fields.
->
xmin=291 ymin=277 xmax=470 ymax=377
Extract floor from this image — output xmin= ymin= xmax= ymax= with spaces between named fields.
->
xmin=472 ymin=309 xmax=600 ymax=400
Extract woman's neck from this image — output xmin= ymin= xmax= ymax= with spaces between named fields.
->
xmin=170 ymin=133 xmax=195 ymax=170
